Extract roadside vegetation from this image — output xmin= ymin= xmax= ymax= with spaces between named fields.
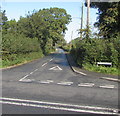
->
xmin=69 ymin=2 xmax=120 ymax=75
xmin=1 ymin=8 xmax=71 ymax=68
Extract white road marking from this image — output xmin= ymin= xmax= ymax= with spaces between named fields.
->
xmin=39 ymin=81 xmax=50 ymax=84
xmin=19 ymin=75 xmax=29 ymax=82
xmin=20 ymin=79 xmax=33 ymax=83
xmin=39 ymin=80 xmax=53 ymax=84
xmin=0 ymin=97 xmax=119 ymax=115
xmin=49 ymin=59 xmax=53 ymax=62
xmin=78 ymin=83 xmax=94 ymax=87
xmin=46 ymin=80 xmax=54 ymax=83
xmin=49 ymin=66 xmax=62 ymax=71
xmin=19 ymin=69 xmax=38 ymax=82
xmin=72 ymin=67 xmax=87 ymax=76
xmin=99 ymin=85 xmax=115 ymax=89
xmin=101 ymin=77 xmax=120 ymax=82
xmin=42 ymin=62 xmax=48 ymax=67
xmin=30 ymin=72 xmax=34 ymax=75
xmin=34 ymin=69 xmax=38 ymax=72
xmin=57 ymin=81 xmax=73 ymax=86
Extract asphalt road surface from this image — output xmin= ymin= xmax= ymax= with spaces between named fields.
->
xmin=1 ymin=48 xmax=119 ymax=115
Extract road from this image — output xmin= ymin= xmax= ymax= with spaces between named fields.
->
xmin=1 ymin=48 xmax=119 ymax=115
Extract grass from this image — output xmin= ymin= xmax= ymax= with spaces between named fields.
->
xmin=1 ymin=51 xmax=44 ymax=68
xmin=83 ymin=63 xmax=119 ymax=76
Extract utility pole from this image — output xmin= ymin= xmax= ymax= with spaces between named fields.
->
xmin=86 ymin=0 xmax=90 ymax=39
xmin=87 ymin=0 xmax=90 ymax=27
xmin=80 ymin=3 xmax=83 ymax=39
xmin=70 ymin=31 xmax=73 ymax=50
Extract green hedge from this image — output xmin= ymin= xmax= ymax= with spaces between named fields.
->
xmin=2 ymin=33 xmax=40 ymax=54
xmin=71 ymin=36 xmax=119 ymax=68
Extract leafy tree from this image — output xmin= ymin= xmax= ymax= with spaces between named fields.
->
xmin=2 ymin=7 xmax=71 ymax=56
xmin=87 ymin=2 xmax=120 ymax=38
xmin=7 ymin=19 xmax=17 ymax=34
xmin=17 ymin=7 xmax=71 ymax=54
xmin=1 ymin=10 xmax=9 ymax=34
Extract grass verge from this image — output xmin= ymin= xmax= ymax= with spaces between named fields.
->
xmin=1 ymin=51 xmax=44 ymax=68
xmin=83 ymin=63 xmax=119 ymax=76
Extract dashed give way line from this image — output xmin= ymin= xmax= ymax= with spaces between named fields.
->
xmin=78 ymin=83 xmax=94 ymax=87
xmin=57 ymin=81 xmax=73 ymax=86
xmin=0 ymin=97 xmax=119 ymax=115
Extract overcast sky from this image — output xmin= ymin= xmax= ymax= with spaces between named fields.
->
xmin=1 ymin=0 xmax=98 ymax=43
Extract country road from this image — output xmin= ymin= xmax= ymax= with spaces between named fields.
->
xmin=1 ymin=48 xmax=119 ymax=115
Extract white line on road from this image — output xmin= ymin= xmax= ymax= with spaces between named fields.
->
xmin=39 ymin=81 xmax=50 ymax=84
xmin=19 ymin=68 xmax=38 ymax=82
xmin=72 ymin=67 xmax=87 ymax=76
xmin=101 ymin=77 xmax=120 ymax=82
xmin=78 ymin=83 xmax=94 ymax=87
xmin=39 ymin=80 xmax=54 ymax=84
xmin=19 ymin=75 xmax=29 ymax=82
xmin=41 ymin=58 xmax=53 ymax=67
xmin=49 ymin=58 xmax=53 ymax=62
xmin=19 ymin=79 xmax=33 ymax=83
xmin=0 ymin=97 xmax=119 ymax=115
xmin=30 ymin=72 xmax=34 ymax=75
xmin=49 ymin=66 xmax=62 ymax=71
xmin=99 ymin=85 xmax=115 ymax=89
xmin=42 ymin=62 xmax=48 ymax=67
xmin=46 ymin=80 xmax=54 ymax=83
xmin=34 ymin=69 xmax=38 ymax=72
xmin=57 ymin=81 xmax=73 ymax=86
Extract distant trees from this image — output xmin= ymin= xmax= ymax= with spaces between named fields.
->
xmin=1 ymin=8 xmax=71 ymax=66
xmin=28 ymin=8 xmax=71 ymax=54
xmin=1 ymin=8 xmax=71 ymax=55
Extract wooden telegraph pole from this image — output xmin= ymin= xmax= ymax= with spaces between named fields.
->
xmin=80 ymin=3 xmax=83 ymax=40
xmin=86 ymin=0 xmax=90 ymax=39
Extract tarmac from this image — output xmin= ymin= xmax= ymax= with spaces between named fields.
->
xmin=1 ymin=51 xmax=119 ymax=83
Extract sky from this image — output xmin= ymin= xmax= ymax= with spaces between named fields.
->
xmin=1 ymin=0 xmax=98 ymax=43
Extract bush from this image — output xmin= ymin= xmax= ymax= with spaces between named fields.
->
xmin=2 ymin=33 xmax=40 ymax=54
xmin=70 ymin=36 xmax=119 ymax=75
xmin=2 ymin=51 xmax=44 ymax=67
xmin=83 ymin=63 xmax=119 ymax=75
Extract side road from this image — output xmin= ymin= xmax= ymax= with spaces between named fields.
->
xmin=1 ymin=50 xmax=119 ymax=83
xmin=65 ymin=52 xmax=120 ymax=83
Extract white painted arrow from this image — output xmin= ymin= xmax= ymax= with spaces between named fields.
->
xmin=49 ymin=66 xmax=62 ymax=71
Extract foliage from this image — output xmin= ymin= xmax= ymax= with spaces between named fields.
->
xmin=69 ymin=2 xmax=120 ymax=75
xmin=1 ymin=8 xmax=71 ymax=67
xmin=2 ymin=33 xmax=40 ymax=54
xmin=83 ymin=63 xmax=119 ymax=75
xmin=87 ymin=2 xmax=120 ymax=38
xmin=2 ymin=51 xmax=44 ymax=68
xmin=17 ymin=7 xmax=71 ymax=54
xmin=71 ymin=36 xmax=119 ymax=69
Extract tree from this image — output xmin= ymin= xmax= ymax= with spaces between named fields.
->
xmin=1 ymin=10 xmax=9 ymax=34
xmin=87 ymin=2 xmax=120 ymax=38
xmin=15 ymin=8 xmax=71 ymax=54
xmin=31 ymin=7 xmax=71 ymax=46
